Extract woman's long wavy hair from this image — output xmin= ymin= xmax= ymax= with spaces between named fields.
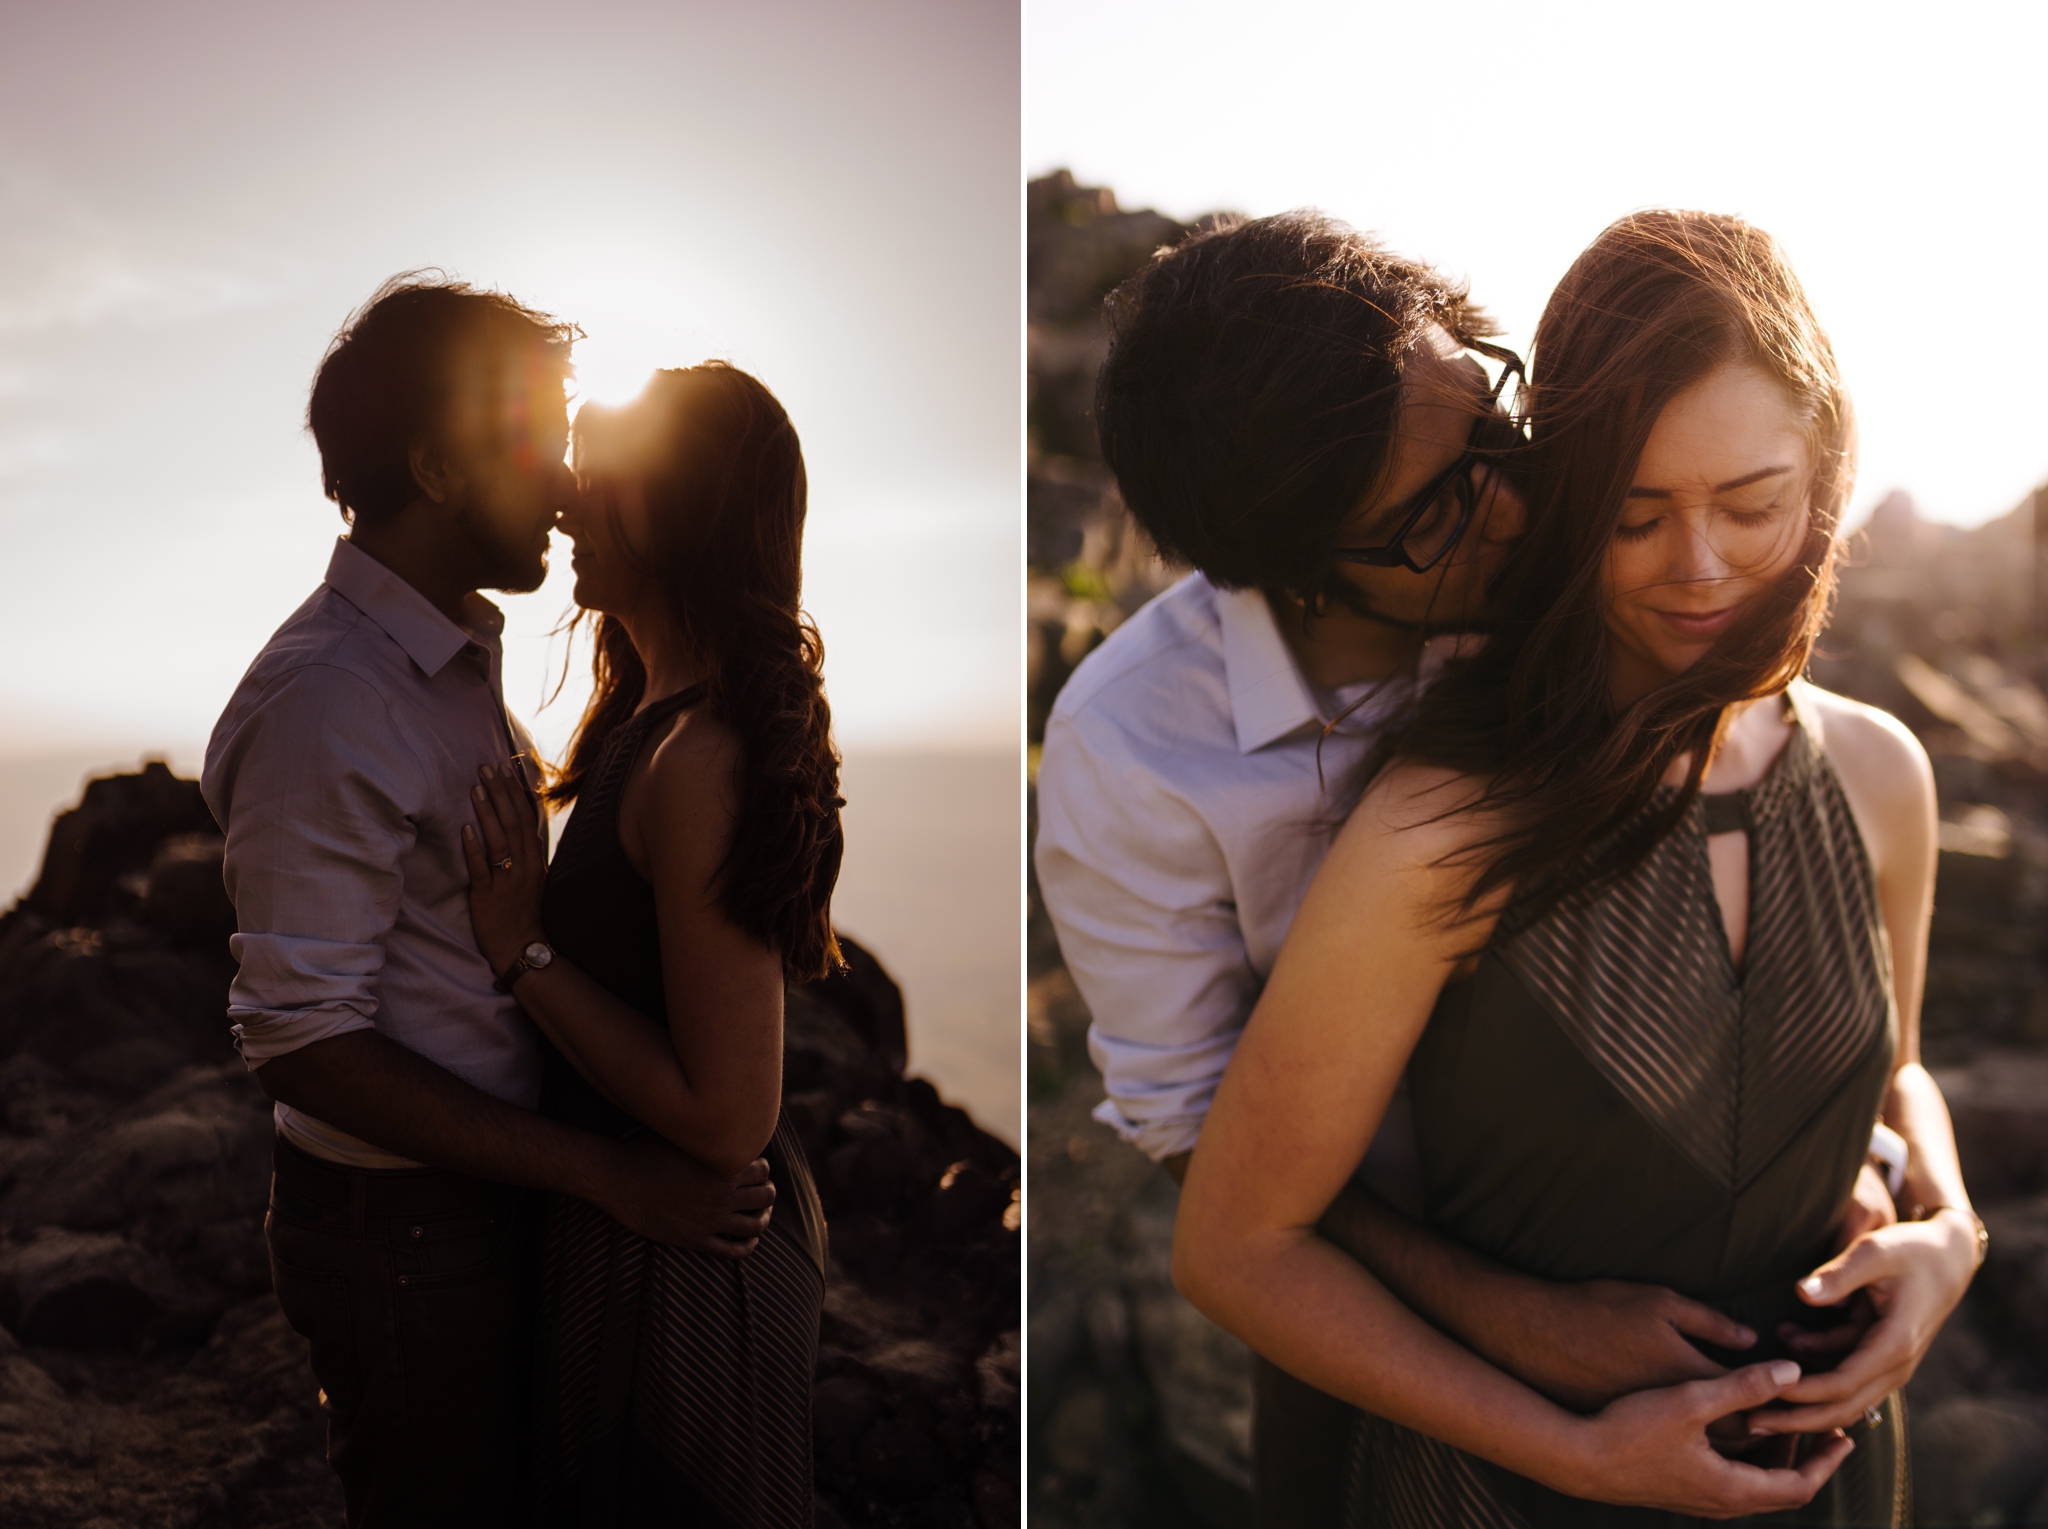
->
xmin=1358 ymin=210 xmax=1856 ymax=930
xmin=548 ymin=363 xmax=844 ymax=980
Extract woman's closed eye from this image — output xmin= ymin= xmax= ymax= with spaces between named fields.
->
xmin=1722 ymin=500 xmax=1783 ymax=529
xmin=1614 ymin=499 xmax=1784 ymax=544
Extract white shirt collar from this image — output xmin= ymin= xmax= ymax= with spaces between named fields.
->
xmin=1217 ymin=584 xmax=1325 ymax=755
xmin=323 ymin=537 xmax=502 ymax=678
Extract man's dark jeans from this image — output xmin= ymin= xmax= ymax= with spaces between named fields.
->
xmin=267 ymin=1135 xmax=537 ymax=1528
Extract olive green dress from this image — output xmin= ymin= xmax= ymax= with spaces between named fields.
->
xmin=1348 ymin=694 xmax=1908 ymax=1527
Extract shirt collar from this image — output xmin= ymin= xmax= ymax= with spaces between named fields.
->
xmin=1216 ymin=583 xmax=1326 ymax=755
xmin=323 ymin=538 xmax=503 ymax=678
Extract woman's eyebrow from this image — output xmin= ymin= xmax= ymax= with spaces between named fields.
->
xmin=1625 ymin=465 xmax=1795 ymax=499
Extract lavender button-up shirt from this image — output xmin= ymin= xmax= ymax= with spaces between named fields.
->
xmin=203 ymin=538 xmax=543 ymax=1168
xmin=1035 ymin=573 xmax=1424 ymax=1161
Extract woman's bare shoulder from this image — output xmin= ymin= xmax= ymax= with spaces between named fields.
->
xmin=1795 ymin=683 xmax=1934 ymax=877
xmin=1796 ymin=682 xmax=1932 ymax=802
xmin=643 ymin=703 xmax=745 ymax=845
xmin=1318 ymin=761 xmax=1498 ymax=908
xmin=1343 ymin=760 xmax=1493 ymax=848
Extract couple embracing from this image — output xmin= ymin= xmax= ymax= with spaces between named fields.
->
xmin=203 ymin=276 xmax=838 ymax=1526
xmin=1036 ymin=209 xmax=1981 ymax=1524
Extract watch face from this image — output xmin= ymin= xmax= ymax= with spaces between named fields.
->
xmin=524 ymin=941 xmax=554 ymax=967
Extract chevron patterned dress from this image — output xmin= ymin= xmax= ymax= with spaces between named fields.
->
xmin=1349 ymin=692 xmax=1907 ymax=1527
xmin=529 ymin=684 xmax=828 ymax=1528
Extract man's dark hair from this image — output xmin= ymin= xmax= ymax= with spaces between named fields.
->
xmin=307 ymin=273 xmax=579 ymax=525
xmin=1095 ymin=210 xmax=1494 ymax=595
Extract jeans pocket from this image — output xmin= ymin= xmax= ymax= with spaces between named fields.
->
xmin=394 ymin=1209 xmax=519 ymax=1289
xmin=267 ymin=1208 xmax=365 ymax=1419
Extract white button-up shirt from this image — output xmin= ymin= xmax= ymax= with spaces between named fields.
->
xmin=203 ymin=538 xmax=543 ymax=1168
xmin=1035 ymin=572 xmax=1426 ymax=1161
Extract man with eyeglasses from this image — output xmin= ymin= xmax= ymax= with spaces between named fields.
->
xmin=1033 ymin=212 xmax=1889 ymax=1525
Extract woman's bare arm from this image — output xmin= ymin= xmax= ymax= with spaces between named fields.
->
xmin=465 ymin=722 xmax=784 ymax=1180
xmin=1173 ymin=766 xmax=1848 ymax=1516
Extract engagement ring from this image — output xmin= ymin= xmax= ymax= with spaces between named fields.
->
xmin=497 ymin=857 xmax=514 ymax=872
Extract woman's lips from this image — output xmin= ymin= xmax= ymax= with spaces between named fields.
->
xmin=1653 ymin=604 xmax=1743 ymax=640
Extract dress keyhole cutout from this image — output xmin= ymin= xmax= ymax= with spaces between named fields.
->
xmin=1706 ymin=829 xmax=1749 ymax=973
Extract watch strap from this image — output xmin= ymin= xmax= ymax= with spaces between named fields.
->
xmin=493 ymin=943 xmax=551 ymax=993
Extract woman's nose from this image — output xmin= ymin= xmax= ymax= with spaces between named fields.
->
xmin=1670 ymin=517 xmax=1735 ymax=584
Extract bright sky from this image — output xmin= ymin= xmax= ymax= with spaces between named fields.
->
xmin=1028 ymin=0 xmax=2046 ymax=534
xmin=1 ymin=0 xmax=1020 ymax=765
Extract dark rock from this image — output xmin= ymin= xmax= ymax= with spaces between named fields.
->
xmin=802 ymin=939 xmax=909 ymax=1077
xmin=1933 ymin=1053 xmax=2048 ymax=1198
xmin=0 ymin=767 xmax=1018 ymax=1525
xmin=136 ymin=832 xmax=235 ymax=950
xmin=18 ymin=761 xmax=218 ymax=931
xmin=1911 ymin=1392 xmax=2048 ymax=1526
xmin=971 ymin=1466 xmax=1021 ymax=1529
xmin=1978 ymin=1196 xmax=2048 ymax=1375
xmin=829 ymin=1102 xmax=940 ymax=1217
xmin=1026 ymin=170 xmax=1186 ymax=330
xmin=3 ymin=1061 xmax=272 ymax=1241
xmin=909 ymin=1162 xmax=1011 ymax=1252
xmin=0 ymin=1228 xmax=186 ymax=1346
xmin=815 ymin=1373 xmax=885 ymax=1473
xmin=857 ymin=1414 xmax=950 ymax=1493
xmin=0 ymin=918 xmax=237 ymax=1087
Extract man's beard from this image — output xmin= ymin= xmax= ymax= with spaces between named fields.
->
xmin=484 ymin=544 xmax=549 ymax=595
xmin=462 ymin=501 xmax=552 ymax=594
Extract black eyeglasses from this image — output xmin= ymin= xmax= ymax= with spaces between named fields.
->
xmin=1332 ymin=340 xmax=1527 ymax=574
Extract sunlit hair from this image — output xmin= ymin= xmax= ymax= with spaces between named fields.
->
xmin=307 ymin=272 xmax=579 ymax=525
xmin=1095 ymin=210 xmax=1497 ymax=600
xmin=1359 ymin=209 xmax=1856 ymax=927
xmin=547 ymin=363 xmax=844 ymax=981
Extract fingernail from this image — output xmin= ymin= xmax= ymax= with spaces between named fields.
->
xmin=1734 ymin=1326 xmax=1756 ymax=1345
xmin=481 ymin=764 xmax=494 ymax=778
xmin=462 ymin=825 xmax=473 ymax=839
xmin=1800 ymin=1276 xmax=1824 ymax=1297
xmin=1769 ymin=1361 xmax=1801 ymax=1386
xmin=473 ymin=785 xmax=484 ymax=798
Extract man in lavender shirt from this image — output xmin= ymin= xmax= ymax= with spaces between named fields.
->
xmin=203 ymin=277 xmax=772 ymax=1524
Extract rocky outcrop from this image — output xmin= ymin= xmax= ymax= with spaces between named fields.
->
xmin=1026 ymin=171 xmax=1201 ymax=746
xmin=0 ymin=763 xmax=1018 ymax=1527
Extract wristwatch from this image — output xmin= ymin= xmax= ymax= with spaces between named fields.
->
xmin=494 ymin=940 xmax=556 ymax=993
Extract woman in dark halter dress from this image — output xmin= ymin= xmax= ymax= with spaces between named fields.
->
xmin=463 ymin=363 xmax=840 ymax=1527
xmin=1175 ymin=212 xmax=1983 ymax=1525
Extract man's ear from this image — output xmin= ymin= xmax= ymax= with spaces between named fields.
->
xmin=408 ymin=439 xmax=462 ymax=506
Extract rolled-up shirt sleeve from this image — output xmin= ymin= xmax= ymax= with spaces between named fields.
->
xmin=203 ymin=664 xmax=426 ymax=1067
xmin=1035 ymin=709 xmax=1258 ymax=1162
